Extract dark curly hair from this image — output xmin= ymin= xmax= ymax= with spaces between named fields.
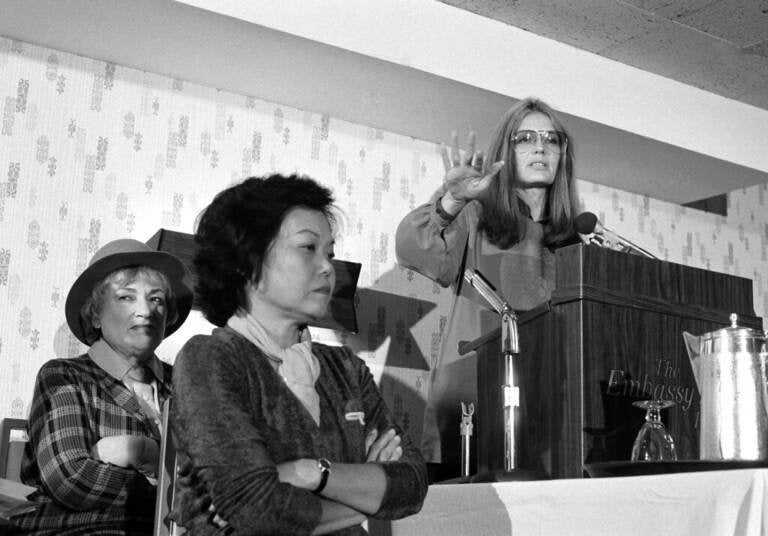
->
xmin=194 ymin=174 xmax=336 ymax=327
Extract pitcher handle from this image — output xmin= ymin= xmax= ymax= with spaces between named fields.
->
xmin=682 ymin=331 xmax=701 ymax=391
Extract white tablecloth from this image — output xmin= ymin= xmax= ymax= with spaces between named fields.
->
xmin=370 ymin=469 xmax=768 ymax=536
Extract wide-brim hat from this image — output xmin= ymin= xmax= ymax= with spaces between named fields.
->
xmin=65 ymin=238 xmax=194 ymax=345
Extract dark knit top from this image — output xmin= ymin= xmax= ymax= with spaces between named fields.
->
xmin=171 ymin=327 xmax=428 ymax=535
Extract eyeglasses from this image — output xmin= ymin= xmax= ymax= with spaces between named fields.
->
xmin=511 ymin=130 xmax=566 ymax=154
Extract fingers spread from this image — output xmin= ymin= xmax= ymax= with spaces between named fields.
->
xmin=488 ymin=160 xmax=505 ymax=177
xmin=463 ymin=132 xmax=476 ymax=166
xmin=439 ymin=143 xmax=452 ymax=173
xmin=450 ymin=130 xmax=460 ymax=167
xmin=472 ymin=150 xmax=484 ymax=171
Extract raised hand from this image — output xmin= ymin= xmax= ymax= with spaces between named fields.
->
xmin=440 ymin=131 xmax=504 ymax=211
xmin=91 ymin=434 xmax=159 ymax=474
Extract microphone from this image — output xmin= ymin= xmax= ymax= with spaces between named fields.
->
xmin=463 ymin=269 xmax=504 ymax=314
xmin=574 ymin=212 xmax=657 ymax=259
xmin=463 ymin=269 xmax=519 ymax=354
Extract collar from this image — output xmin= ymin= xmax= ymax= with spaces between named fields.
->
xmin=227 ymin=310 xmax=320 ymax=425
xmin=227 ymin=309 xmax=312 ymax=361
xmin=88 ymin=338 xmax=165 ymax=384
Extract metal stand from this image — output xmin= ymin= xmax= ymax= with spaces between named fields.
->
xmin=500 ymin=304 xmax=519 ymax=471
xmin=463 ymin=270 xmax=519 ymax=472
xmin=460 ymin=402 xmax=474 ymax=478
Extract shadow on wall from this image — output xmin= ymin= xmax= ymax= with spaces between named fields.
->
xmin=344 ymin=264 xmax=444 ymax=448
xmin=346 ymin=258 xmax=448 ymax=369
xmin=346 ymin=287 xmax=434 ymax=371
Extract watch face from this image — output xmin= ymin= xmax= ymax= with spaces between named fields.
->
xmin=318 ymin=458 xmax=331 ymax=473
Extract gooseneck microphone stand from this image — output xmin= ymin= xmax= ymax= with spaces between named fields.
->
xmin=463 ymin=269 xmax=520 ymax=472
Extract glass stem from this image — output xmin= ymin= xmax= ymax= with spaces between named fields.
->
xmin=647 ymin=408 xmax=661 ymax=423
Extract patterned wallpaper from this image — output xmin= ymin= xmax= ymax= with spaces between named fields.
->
xmin=1 ymin=37 xmax=767 ymax=448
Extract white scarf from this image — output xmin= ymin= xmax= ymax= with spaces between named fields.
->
xmin=227 ymin=310 xmax=321 ymax=425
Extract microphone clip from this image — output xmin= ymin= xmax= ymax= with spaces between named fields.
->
xmin=575 ymin=212 xmax=657 ymax=259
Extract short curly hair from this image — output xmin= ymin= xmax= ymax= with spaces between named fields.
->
xmin=194 ymin=174 xmax=336 ymax=327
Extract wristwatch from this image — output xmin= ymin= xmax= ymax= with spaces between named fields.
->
xmin=313 ymin=458 xmax=332 ymax=494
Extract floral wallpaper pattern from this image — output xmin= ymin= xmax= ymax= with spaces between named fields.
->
xmin=1 ymin=37 xmax=766 ymax=448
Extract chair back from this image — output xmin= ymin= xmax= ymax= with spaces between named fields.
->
xmin=153 ymin=399 xmax=185 ymax=536
xmin=0 ymin=418 xmax=28 ymax=482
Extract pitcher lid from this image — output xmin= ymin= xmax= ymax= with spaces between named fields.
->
xmin=701 ymin=313 xmax=766 ymax=351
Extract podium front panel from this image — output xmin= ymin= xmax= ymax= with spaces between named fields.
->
xmin=476 ymin=244 xmax=761 ymax=479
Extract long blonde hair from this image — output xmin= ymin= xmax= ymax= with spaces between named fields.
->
xmin=479 ymin=98 xmax=577 ymax=248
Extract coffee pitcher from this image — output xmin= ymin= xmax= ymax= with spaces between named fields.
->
xmin=683 ymin=314 xmax=768 ymax=460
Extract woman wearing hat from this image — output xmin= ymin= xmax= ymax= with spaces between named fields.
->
xmin=9 ymin=238 xmax=193 ymax=535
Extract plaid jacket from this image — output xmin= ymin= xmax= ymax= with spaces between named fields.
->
xmin=11 ymin=354 xmax=172 ymax=535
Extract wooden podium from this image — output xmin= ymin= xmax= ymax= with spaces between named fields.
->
xmin=474 ymin=243 xmax=762 ymax=479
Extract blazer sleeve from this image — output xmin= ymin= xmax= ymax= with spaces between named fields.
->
xmin=395 ymin=188 xmax=478 ymax=288
xmin=28 ymin=361 xmax=154 ymax=511
xmin=343 ymin=347 xmax=428 ymax=519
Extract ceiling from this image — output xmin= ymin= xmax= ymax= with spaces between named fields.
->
xmin=1 ymin=0 xmax=766 ymax=204
xmin=441 ymin=0 xmax=768 ymax=111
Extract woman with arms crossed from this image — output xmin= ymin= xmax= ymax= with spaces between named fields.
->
xmin=171 ymin=174 xmax=427 ymax=535
xmin=10 ymin=239 xmax=193 ymax=535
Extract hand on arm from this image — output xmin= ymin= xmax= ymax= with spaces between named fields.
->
xmin=283 ymin=349 xmax=427 ymax=521
xmin=440 ymin=130 xmax=504 ymax=216
xmin=275 ymin=427 xmax=403 ymax=518
xmin=29 ymin=364 xmax=155 ymax=510
xmin=365 ymin=428 xmax=403 ymax=462
xmin=91 ymin=435 xmax=159 ymax=475
xmin=276 ymin=426 xmax=402 ymax=490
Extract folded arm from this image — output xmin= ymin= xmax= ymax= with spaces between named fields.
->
xmin=29 ymin=362 xmax=155 ymax=511
xmin=172 ymin=337 xmax=427 ymax=534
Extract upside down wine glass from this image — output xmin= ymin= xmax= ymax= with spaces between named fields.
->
xmin=630 ymin=400 xmax=678 ymax=462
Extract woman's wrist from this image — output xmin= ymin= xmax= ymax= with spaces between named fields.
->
xmin=437 ymin=192 xmax=464 ymax=219
xmin=283 ymin=459 xmax=326 ymax=490
xmin=313 ymin=458 xmax=332 ymax=494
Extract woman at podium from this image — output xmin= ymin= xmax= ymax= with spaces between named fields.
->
xmin=396 ymin=98 xmax=579 ymax=471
